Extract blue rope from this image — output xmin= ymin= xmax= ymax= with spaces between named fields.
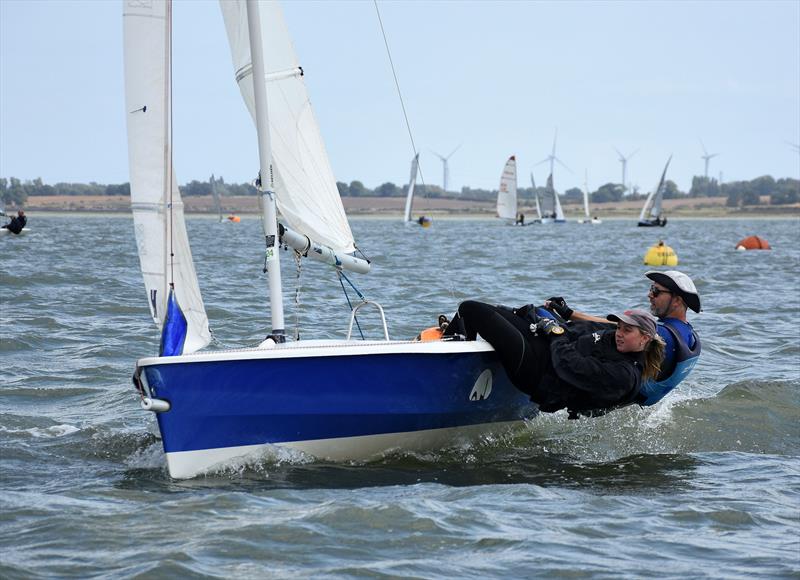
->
xmin=337 ymin=271 xmax=364 ymax=339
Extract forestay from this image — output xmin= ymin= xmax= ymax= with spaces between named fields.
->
xmin=123 ymin=0 xmax=211 ymax=354
xmin=220 ymin=1 xmax=355 ymax=254
xmin=497 ymin=156 xmax=517 ymax=221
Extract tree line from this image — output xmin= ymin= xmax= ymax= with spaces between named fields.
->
xmin=1 ymin=174 xmax=797 ymax=208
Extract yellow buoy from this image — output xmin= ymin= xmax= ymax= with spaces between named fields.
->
xmin=644 ymin=240 xmax=678 ymax=266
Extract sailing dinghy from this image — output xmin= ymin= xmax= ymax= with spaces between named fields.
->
xmin=638 ymin=156 xmax=672 ymax=227
xmin=576 ymin=171 xmax=601 ymax=224
xmin=402 ymin=153 xmax=420 ymax=224
xmin=541 ymin=173 xmax=566 ymax=223
xmin=530 ymin=173 xmax=546 ymax=224
xmin=496 ymin=156 xmax=520 ymax=225
xmin=124 ymin=0 xmax=535 ymax=479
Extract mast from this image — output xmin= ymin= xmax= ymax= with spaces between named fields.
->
xmin=246 ymin=0 xmax=285 ymax=341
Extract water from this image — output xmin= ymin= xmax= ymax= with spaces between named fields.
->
xmin=1 ymin=215 xmax=799 ymax=578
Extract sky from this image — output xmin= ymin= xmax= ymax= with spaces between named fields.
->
xmin=1 ymin=0 xmax=799 ymax=194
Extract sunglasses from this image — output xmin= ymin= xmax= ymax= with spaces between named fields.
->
xmin=649 ymin=284 xmax=673 ymax=297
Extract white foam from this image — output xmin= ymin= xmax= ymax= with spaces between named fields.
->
xmin=0 ymin=424 xmax=81 ymax=438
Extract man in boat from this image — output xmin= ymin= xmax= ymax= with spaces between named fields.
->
xmin=2 ymin=210 xmax=27 ymax=234
xmin=545 ymin=270 xmax=701 ymax=406
xmin=516 ymin=212 xmax=525 ymax=225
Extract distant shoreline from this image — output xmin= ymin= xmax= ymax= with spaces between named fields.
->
xmin=7 ymin=194 xmax=800 ymax=218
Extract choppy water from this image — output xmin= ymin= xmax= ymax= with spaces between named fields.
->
xmin=1 ymin=215 xmax=799 ymax=578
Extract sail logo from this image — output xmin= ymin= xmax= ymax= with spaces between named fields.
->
xmin=470 ymin=369 xmax=493 ymax=401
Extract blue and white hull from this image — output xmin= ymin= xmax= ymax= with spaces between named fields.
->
xmin=136 ymin=340 xmax=537 ymax=479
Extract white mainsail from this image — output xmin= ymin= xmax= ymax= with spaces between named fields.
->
xmin=220 ymin=0 xmax=355 ymax=254
xmin=403 ymin=153 xmax=420 ymax=223
xmin=497 ymin=156 xmax=517 ymax=221
xmin=639 ymin=156 xmax=672 ymax=222
xmin=123 ymin=0 xmax=211 ymax=354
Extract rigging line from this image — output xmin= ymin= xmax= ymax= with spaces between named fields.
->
xmin=293 ymin=250 xmax=303 ymax=341
xmin=373 ymin=0 xmax=427 ymax=188
xmin=338 ymin=271 xmax=365 ymax=340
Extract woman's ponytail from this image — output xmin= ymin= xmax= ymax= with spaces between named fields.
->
xmin=642 ymin=335 xmax=666 ymax=382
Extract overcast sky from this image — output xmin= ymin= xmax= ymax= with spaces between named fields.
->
xmin=1 ymin=0 xmax=799 ymax=194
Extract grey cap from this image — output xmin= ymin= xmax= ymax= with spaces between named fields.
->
xmin=607 ymin=309 xmax=658 ymax=337
xmin=645 ymin=270 xmax=701 ymax=313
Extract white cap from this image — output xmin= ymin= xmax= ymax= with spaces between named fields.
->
xmin=645 ymin=270 xmax=701 ymax=313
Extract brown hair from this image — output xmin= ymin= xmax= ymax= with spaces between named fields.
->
xmin=641 ymin=335 xmax=666 ymax=382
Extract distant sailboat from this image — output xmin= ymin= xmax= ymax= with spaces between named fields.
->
xmin=403 ymin=153 xmax=420 ymax=224
xmin=210 ymin=175 xmax=223 ymax=222
xmin=497 ymin=156 xmax=519 ymax=224
xmin=638 ymin=156 xmax=672 ymax=227
xmin=541 ymin=173 xmax=565 ymax=223
xmin=577 ymin=170 xmax=601 ymax=224
xmin=530 ymin=173 xmax=547 ymax=224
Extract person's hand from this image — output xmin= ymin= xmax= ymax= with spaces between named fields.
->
xmin=532 ymin=318 xmax=565 ymax=336
xmin=544 ymin=296 xmax=573 ymax=320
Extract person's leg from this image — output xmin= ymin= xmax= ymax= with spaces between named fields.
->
xmin=456 ymin=300 xmax=545 ymax=394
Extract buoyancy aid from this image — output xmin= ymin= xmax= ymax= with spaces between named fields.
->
xmin=635 ymin=321 xmax=701 ymax=406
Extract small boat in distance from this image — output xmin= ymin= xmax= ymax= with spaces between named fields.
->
xmin=497 ymin=155 xmax=520 ymax=225
xmin=638 ymin=156 xmax=672 ymax=227
xmin=402 ymin=153 xmax=420 ymax=225
xmin=530 ymin=173 xmax=547 ymax=224
xmin=576 ymin=170 xmax=601 ymax=224
xmin=541 ymin=173 xmax=566 ymax=223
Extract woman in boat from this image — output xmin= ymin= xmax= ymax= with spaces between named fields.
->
xmin=446 ymin=301 xmax=665 ymax=417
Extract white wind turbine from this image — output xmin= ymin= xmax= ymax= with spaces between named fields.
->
xmin=432 ymin=144 xmax=462 ymax=193
xmin=700 ymin=139 xmax=720 ymax=179
xmin=614 ymin=147 xmax=639 ymax=193
xmin=534 ymin=128 xmax=571 ymax=176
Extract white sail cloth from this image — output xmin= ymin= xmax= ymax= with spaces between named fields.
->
xmin=220 ymin=0 xmax=355 ymax=254
xmin=497 ymin=156 xmax=517 ymax=220
xmin=123 ymin=0 xmax=211 ymax=354
xmin=403 ymin=153 xmax=420 ymax=223
xmin=542 ymin=173 xmax=564 ymax=220
xmin=640 ymin=156 xmax=672 ymax=221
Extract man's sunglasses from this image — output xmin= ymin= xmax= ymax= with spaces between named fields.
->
xmin=649 ymin=285 xmax=673 ymax=297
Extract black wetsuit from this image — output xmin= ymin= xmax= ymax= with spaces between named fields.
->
xmin=448 ymin=300 xmax=644 ymax=415
xmin=2 ymin=215 xmax=26 ymax=234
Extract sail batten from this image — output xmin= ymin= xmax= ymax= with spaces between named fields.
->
xmin=123 ymin=0 xmax=211 ymax=354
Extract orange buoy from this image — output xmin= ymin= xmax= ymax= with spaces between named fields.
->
xmin=735 ymin=235 xmax=770 ymax=250
xmin=227 ymin=215 xmax=241 ymax=223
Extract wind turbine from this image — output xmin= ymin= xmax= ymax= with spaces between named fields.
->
xmin=700 ymin=139 xmax=719 ymax=179
xmin=614 ymin=147 xmax=639 ymax=193
xmin=534 ymin=128 xmax=571 ymax=176
xmin=432 ymin=144 xmax=462 ymax=193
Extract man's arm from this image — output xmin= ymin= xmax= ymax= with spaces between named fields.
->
xmin=544 ymin=297 xmax=614 ymax=325
xmin=569 ymin=310 xmax=615 ymax=324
